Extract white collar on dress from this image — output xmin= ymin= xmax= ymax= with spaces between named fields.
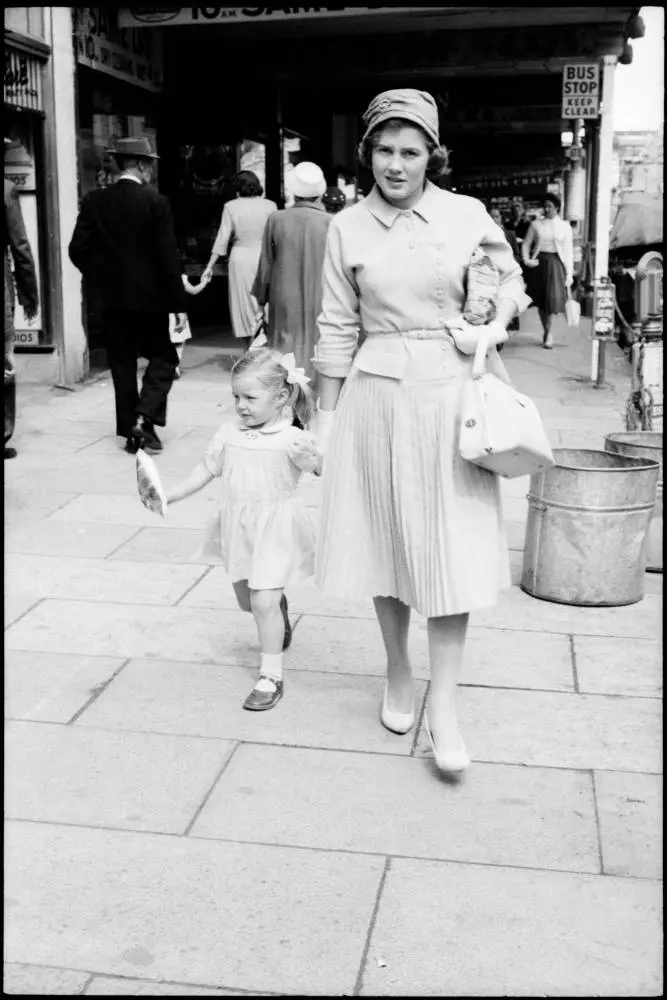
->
xmin=118 ymin=173 xmax=142 ymax=185
xmin=238 ymin=418 xmax=292 ymax=435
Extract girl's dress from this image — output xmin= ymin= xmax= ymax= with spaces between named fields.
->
xmin=314 ymin=182 xmax=531 ymax=619
xmin=199 ymin=418 xmax=318 ymax=590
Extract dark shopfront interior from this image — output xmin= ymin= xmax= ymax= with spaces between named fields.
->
xmin=141 ymin=8 xmax=631 ymax=347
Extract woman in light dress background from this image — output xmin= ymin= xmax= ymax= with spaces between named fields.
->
xmin=203 ymin=171 xmax=276 ymax=349
xmin=313 ymin=88 xmax=530 ymax=778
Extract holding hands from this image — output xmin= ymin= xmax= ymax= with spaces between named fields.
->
xmin=288 ymin=435 xmax=323 ymax=476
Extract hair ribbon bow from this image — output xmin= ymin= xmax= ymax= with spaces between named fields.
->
xmin=279 ymin=352 xmax=311 ymax=388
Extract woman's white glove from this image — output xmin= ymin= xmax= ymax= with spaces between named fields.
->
xmin=312 ymin=405 xmax=335 ymax=456
xmin=446 ymin=319 xmax=508 ymax=357
xmin=287 ymin=436 xmax=322 ymax=475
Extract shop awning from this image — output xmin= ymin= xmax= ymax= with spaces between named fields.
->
xmin=610 ymin=193 xmax=664 ymax=250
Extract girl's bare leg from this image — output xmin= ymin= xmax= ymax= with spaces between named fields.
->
xmin=233 ymin=579 xmax=252 ymax=613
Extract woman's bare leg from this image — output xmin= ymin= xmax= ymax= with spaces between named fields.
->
xmin=426 ymin=612 xmax=469 ymax=755
xmin=373 ymin=595 xmax=414 ymax=713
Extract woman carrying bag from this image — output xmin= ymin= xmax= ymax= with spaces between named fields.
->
xmin=521 ymin=194 xmax=574 ymax=349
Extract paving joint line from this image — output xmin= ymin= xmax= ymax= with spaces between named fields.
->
xmin=410 ymin=680 xmax=429 ymax=757
xmin=67 ymin=658 xmax=133 ymax=726
xmin=4 ymin=597 xmax=46 ymax=631
xmin=182 ymin=741 xmax=242 ymax=837
xmin=102 ymin=526 xmax=146 ymax=560
xmin=590 ymin=769 xmax=606 ymax=876
xmin=353 ymin=856 xmax=391 ymax=996
xmin=172 ymin=564 xmax=215 ymax=607
xmin=569 ymin=634 xmax=581 ymax=693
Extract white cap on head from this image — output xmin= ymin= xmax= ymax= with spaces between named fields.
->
xmin=287 ymin=161 xmax=326 ymax=199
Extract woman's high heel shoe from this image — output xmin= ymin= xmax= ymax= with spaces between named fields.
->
xmin=380 ymin=686 xmax=415 ymax=735
xmin=424 ymin=713 xmax=470 ymax=776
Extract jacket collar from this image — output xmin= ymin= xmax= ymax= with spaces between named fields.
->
xmin=291 ymin=201 xmax=326 ymax=213
xmin=118 ymin=174 xmax=142 ymax=185
xmin=364 ymin=180 xmax=441 ymax=228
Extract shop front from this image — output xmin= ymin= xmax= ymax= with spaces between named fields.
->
xmin=117 ymin=6 xmax=634 ymax=345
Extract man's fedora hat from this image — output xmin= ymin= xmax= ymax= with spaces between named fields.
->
xmin=107 ymin=136 xmax=159 ymax=159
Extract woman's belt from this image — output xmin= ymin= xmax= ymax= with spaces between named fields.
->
xmin=363 ymin=328 xmax=454 ymax=342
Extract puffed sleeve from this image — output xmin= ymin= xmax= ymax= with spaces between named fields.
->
xmin=314 ymin=219 xmax=360 ymax=378
xmin=479 ymin=207 xmax=532 ymax=315
xmin=212 ymin=204 xmax=234 ymax=258
xmin=203 ymin=423 xmax=231 ymax=477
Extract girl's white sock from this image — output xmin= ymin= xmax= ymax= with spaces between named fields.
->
xmin=256 ymin=653 xmax=283 ymax=691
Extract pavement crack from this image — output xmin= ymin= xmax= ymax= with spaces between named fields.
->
xmin=67 ymin=658 xmax=132 ymax=725
xmin=353 ymin=856 xmax=391 ymax=996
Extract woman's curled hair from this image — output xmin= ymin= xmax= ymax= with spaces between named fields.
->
xmin=231 ymin=348 xmax=314 ymax=429
xmin=357 ymin=118 xmax=450 ymax=180
xmin=233 ymin=170 xmax=263 ymax=198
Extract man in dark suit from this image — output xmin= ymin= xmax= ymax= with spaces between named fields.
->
xmin=69 ymin=137 xmax=187 ymax=453
xmin=5 ymin=136 xmax=39 ymax=460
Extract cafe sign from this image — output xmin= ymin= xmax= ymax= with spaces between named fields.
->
xmin=75 ymin=8 xmax=163 ymax=91
xmin=119 ymin=7 xmax=439 ymax=27
xmin=562 ymin=63 xmax=600 ymax=120
xmin=4 ymin=46 xmax=44 ymax=112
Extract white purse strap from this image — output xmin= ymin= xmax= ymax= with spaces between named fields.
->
xmin=472 ymin=336 xmax=488 ymax=380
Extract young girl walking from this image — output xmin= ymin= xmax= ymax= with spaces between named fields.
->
xmin=163 ymin=348 xmax=322 ymax=711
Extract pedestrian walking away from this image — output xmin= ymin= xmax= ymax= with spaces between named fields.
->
xmin=68 ymin=136 xmax=188 ymax=454
xmin=312 ymin=88 xmax=530 ymax=778
xmin=202 ymin=171 xmax=277 ymax=350
xmin=521 ymin=193 xmax=574 ymax=349
xmin=162 ymin=348 xmax=322 ymax=712
xmin=5 ymin=138 xmax=39 ymax=461
xmin=252 ymin=162 xmax=332 ymax=382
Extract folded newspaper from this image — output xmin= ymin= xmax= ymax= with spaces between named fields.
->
xmin=462 ymin=247 xmax=499 ymax=326
xmin=136 ymin=449 xmax=167 ymax=517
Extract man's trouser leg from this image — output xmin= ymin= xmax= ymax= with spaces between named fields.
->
xmin=138 ymin=312 xmax=178 ymax=429
xmin=103 ymin=310 xmax=140 ymax=438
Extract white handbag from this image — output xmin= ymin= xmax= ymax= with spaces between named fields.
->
xmin=459 ymin=339 xmax=555 ymax=479
xmin=564 ymin=296 xmax=581 ymax=328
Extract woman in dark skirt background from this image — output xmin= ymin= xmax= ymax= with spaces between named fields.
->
xmin=522 ymin=194 xmax=574 ymax=348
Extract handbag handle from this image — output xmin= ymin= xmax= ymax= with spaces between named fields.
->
xmin=472 ymin=336 xmax=488 ymax=380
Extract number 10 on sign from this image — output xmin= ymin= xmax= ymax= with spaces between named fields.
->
xmin=562 ymin=63 xmax=600 ymax=120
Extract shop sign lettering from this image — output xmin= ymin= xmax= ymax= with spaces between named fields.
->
xmin=4 ymin=48 xmax=42 ymax=111
xmin=75 ymin=7 xmax=163 ymax=91
xmin=562 ymin=63 xmax=600 ymax=120
xmin=12 ymin=329 xmax=40 ymax=346
xmin=118 ymin=6 xmax=435 ymax=27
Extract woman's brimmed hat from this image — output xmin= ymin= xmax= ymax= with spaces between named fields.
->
xmin=362 ymin=89 xmax=440 ymax=146
xmin=287 ymin=161 xmax=326 ymax=199
xmin=106 ymin=136 xmax=159 ymax=159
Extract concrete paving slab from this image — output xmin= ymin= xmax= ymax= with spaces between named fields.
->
xmin=4 ymin=520 xmax=140 ymax=559
xmin=5 ymin=722 xmax=234 ymax=834
xmin=4 ymin=821 xmax=384 ymax=996
xmin=414 ymin=687 xmax=662 ymax=773
xmin=4 ymin=592 xmax=43 ymax=628
xmin=85 ymin=976 xmax=267 ymax=996
xmin=8 ymin=465 xmax=138 ymax=496
xmin=5 ymin=722 xmax=235 ymax=835
xmin=191 ymin=744 xmax=599 ymax=874
xmin=107 ymin=527 xmax=207 ymax=564
xmin=595 ymin=771 xmax=663 ymax=880
xmin=6 ymin=554 xmax=207 ymax=606
xmin=76 ymin=659 xmax=423 ymax=756
xmin=574 ymin=636 xmax=663 ymax=698
xmin=2 ymin=963 xmax=91 ymax=995
xmin=4 ymin=490 xmax=79 ymax=522
xmin=5 ymin=650 xmax=124 ymax=723
xmin=361 ymin=858 xmax=662 ymax=997
xmin=289 ymin=617 xmax=575 ymax=692
xmin=5 ymin=600 xmax=258 ymax=663
xmin=48 ymin=494 xmax=218 ymax=529
xmin=474 ymin=585 xmax=662 ymax=639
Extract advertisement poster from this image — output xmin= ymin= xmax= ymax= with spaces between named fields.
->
xmin=4 ymin=131 xmax=43 ymax=344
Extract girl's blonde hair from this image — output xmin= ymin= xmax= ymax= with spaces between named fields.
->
xmin=231 ymin=348 xmax=314 ymax=428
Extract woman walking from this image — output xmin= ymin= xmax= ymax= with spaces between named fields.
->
xmin=203 ymin=171 xmax=276 ymax=349
xmin=521 ymin=194 xmax=574 ymax=348
xmin=313 ymin=89 xmax=530 ymax=777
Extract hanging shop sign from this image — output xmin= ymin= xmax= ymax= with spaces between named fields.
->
xmin=592 ymin=279 xmax=616 ymax=338
xmin=4 ymin=46 xmax=44 ymax=112
xmin=562 ymin=63 xmax=600 ymax=120
xmin=74 ymin=8 xmax=163 ymax=92
xmin=118 ymin=7 xmax=438 ymax=28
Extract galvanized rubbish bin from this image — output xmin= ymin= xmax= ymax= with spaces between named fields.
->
xmin=521 ymin=448 xmax=660 ymax=606
xmin=605 ymin=432 xmax=662 ymax=574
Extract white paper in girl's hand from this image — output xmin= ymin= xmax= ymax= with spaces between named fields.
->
xmin=136 ymin=450 xmax=167 ymax=517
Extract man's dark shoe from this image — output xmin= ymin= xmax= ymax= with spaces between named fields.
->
xmin=4 ymin=446 xmax=17 ymax=459
xmin=126 ymin=417 xmax=162 ymax=454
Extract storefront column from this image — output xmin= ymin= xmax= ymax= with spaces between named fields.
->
xmin=590 ymin=54 xmax=617 ymax=381
xmin=47 ymin=7 xmax=87 ymax=384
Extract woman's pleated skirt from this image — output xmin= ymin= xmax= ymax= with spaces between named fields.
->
xmin=531 ymin=252 xmax=568 ymax=316
xmin=315 ymin=341 xmax=511 ymax=618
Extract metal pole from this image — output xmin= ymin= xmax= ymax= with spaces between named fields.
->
xmin=591 ymin=55 xmax=617 ymax=385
